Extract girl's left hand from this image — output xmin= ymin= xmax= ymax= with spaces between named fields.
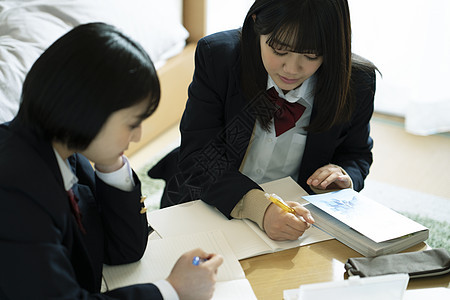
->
xmin=307 ymin=164 xmax=351 ymax=190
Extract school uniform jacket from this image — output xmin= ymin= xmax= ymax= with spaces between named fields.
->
xmin=0 ymin=120 xmax=163 ymax=299
xmin=149 ymin=29 xmax=375 ymax=219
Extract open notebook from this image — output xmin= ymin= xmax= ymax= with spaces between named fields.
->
xmin=103 ymin=230 xmax=257 ymax=299
xmin=146 ymin=177 xmax=333 ymax=260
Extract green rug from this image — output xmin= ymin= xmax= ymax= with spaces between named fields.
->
xmin=136 ymin=162 xmax=450 ymax=252
xmin=137 ymin=155 xmax=166 ymax=211
xmin=399 ymin=212 xmax=450 ymax=252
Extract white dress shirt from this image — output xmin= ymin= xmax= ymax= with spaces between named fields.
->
xmin=53 ymin=150 xmax=179 ymax=300
xmin=240 ymin=75 xmax=316 ymax=184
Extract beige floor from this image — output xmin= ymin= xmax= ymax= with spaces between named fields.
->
xmin=129 ymin=113 xmax=450 ymax=199
xmin=368 ymin=113 xmax=450 ymax=199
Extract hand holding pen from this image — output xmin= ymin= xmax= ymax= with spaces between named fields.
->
xmin=167 ymin=248 xmax=223 ymax=300
xmin=263 ymin=193 xmax=315 ymax=241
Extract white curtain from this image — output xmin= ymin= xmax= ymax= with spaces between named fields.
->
xmin=206 ymin=0 xmax=253 ymax=35
xmin=350 ymin=0 xmax=450 ymax=135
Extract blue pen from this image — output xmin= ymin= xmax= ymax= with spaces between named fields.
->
xmin=192 ymin=256 xmax=207 ymax=266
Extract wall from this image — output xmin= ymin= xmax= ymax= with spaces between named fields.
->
xmin=205 ymin=0 xmax=253 ymax=35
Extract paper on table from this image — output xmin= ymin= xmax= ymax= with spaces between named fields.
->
xmin=303 ymin=189 xmax=427 ymax=243
xmin=103 ymin=230 xmax=244 ymax=287
xmin=403 ymin=287 xmax=450 ymax=299
xmin=242 ymin=218 xmax=333 ymax=254
xmin=283 ymin=274 xmax=409 ymax=300
xmin=214 ymin=279 xmax=258 ymax=300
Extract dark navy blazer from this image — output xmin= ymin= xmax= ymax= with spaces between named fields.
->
xmin=149 ymin=29 xmax=375 ymax=219
xmin=0 ymin=120 xmax=163 ymax=299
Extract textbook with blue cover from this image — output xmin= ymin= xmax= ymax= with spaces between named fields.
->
xmin=303 ymin=189 xmax=429 ymax=257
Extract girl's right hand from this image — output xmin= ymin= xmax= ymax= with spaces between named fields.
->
xmin=263 ymin=201 xmax=314 ymax=241
xmin=167 ymin=248 xmax=223 ymax=300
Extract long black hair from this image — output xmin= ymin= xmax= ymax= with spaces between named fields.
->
xmin=240 ymin=0 xmax=376 ymax=132
xmin=17 ymin=22 xmax=160 ymax=149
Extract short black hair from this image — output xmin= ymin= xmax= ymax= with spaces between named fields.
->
xmin=17 ymin=22 xmax=160 ymax=149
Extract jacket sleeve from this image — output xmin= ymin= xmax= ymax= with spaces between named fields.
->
xmin=175 ymin=34 xmax=262 ymax=217
xmin=96 ymin=171 xmax=149 ymax=265
xmin=0 ymin=188 xmax=162 ymax=300
xmin=72 ymin=153 xmax=149 ymax=265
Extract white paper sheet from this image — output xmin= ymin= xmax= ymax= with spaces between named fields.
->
xmin=103 ymin=230 xmax=243 ymax=287
xmin=103 ymin=230 xmax=257 ymax=299
xmin=283 ymin=274 xmax=409 ymax=300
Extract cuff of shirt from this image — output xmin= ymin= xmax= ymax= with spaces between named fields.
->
xmin=230 ymin=189 xmax=271 ymax=230
xmin=153 ymin=279 xmax=180 ymax=300
xmin=95 ymin=156 xmax=135 ymax=192
xmin=309 ymin=165 xmax=354 ymax=194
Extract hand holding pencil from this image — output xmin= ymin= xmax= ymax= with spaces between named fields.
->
xmin=167 ymin=248 xmax=223 ymax=300
xmin=263 ymin=193 xmax=315 ymax=241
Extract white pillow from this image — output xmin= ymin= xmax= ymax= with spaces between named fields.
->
xmin=0 ymin=0 xmax=188 ymax=122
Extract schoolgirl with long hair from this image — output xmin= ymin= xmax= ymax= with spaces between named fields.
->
xmin=150 ymin=0 xmax=377 ymax=241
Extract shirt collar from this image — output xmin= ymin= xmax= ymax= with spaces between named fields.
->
xmin=53 ymin=148 xmax=78 ymax=191
xmin=267 ymin=74 xmax=316 ymax=106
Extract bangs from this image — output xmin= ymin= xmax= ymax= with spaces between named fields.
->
xmin=255 ymin=0 xmax=325 ymax=56
xmin=265 ymin=20 xmax=323 ymax=56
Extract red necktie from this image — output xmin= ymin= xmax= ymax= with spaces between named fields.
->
xmin=267 ymin=87 xmax=306 ymax=137
xmin=67 ymin=189 xmax=87 ymax=234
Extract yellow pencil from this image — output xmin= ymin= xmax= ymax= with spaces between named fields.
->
xmin=264 ymin=193 xmax=296 ymax=214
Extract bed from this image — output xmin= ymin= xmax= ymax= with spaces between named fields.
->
xmin=0 ymin=0 xmax=207 ymax=156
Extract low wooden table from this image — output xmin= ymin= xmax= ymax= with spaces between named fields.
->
xmin=240 ymin=239 xmax=450 ymax=300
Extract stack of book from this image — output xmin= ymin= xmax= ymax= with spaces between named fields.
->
xmin=303 ymin=188 xmax=429 ymax=257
